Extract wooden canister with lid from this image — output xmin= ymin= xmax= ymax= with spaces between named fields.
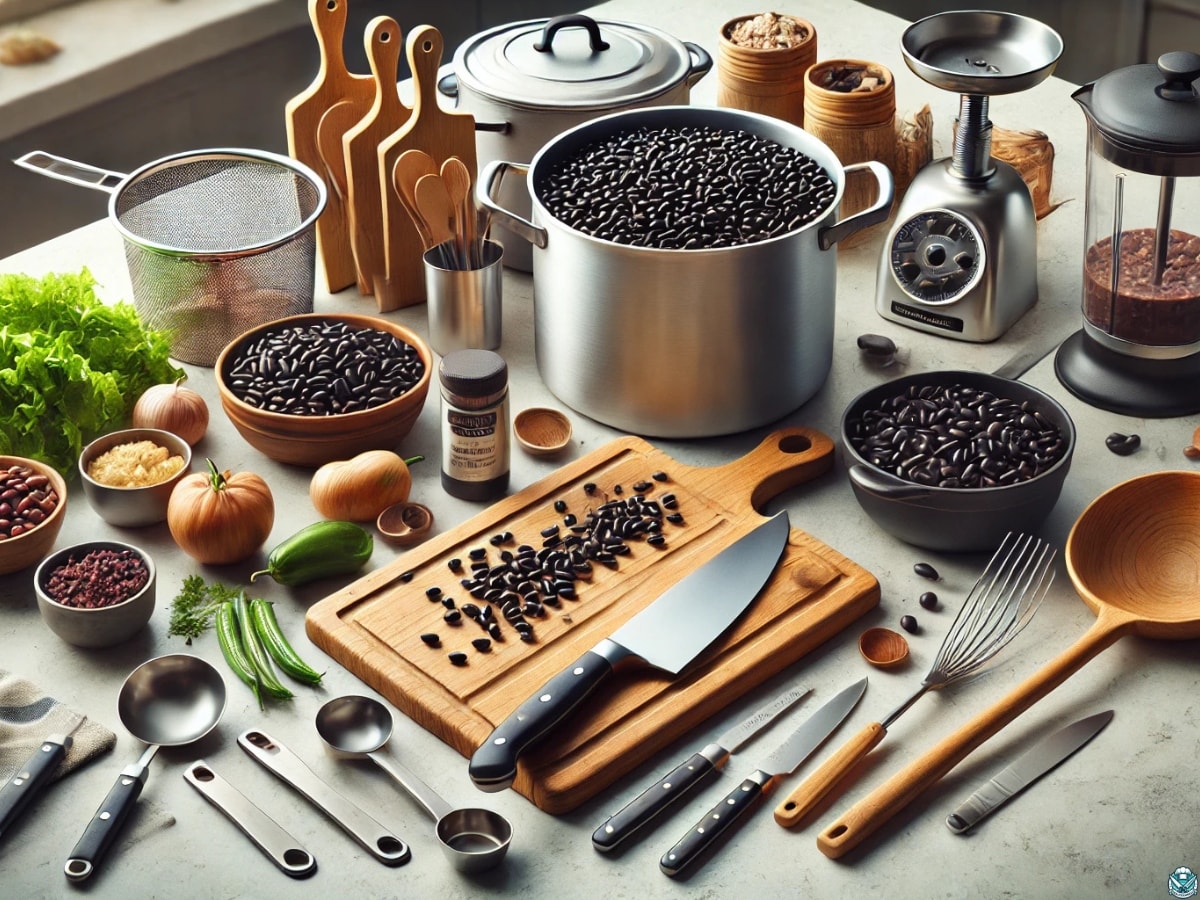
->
xmin=716 ymin=12 xmax=817 ymax=127
xmin=804 ymin=59 xmax=897 ymax=237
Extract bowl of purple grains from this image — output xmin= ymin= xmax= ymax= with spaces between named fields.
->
xmin=34 ymin=541 xmax=156 ymax=647
xmin=841 ymin=370 xmax=1075 ymax=552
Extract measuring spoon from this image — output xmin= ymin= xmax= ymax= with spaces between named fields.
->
xmin=316 ymin=695 xmax=512 ymax=873
xmin=65 ymin=654 xmax=226 ymax=882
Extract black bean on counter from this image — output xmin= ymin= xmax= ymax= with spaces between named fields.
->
xmin=846 ymin=383 xmax=1069 ymax=489
xmin=224 ymin=318 xmax=425 ymax=416
xmin=1105 ymin=432 xmax=1141 ymax=456
xmin=536 ymin=124 xmax=837 ymax=250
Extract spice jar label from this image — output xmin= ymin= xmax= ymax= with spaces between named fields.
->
xmin=444 ymin=410 xmax=509 ymax=483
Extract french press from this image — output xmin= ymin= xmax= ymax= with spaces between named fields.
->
xmin=1054 ymin=51 xmax=1200 ymax=416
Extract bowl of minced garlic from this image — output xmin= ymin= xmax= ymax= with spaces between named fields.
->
xmin=78 ymin=428 xmax=192 ymax=526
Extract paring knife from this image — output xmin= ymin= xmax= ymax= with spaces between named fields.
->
xmin=946 ymin=709 xmax=1114 ymax=834
xmin=592 ymin=682 xmax=811 ymax=852
xmin=660 ymin=677 xmax=868 ymax=878
xmin=0 ymin=715 xmax=84 ymax=840
xmin=468 ymin=511 xmax=791 ymax=792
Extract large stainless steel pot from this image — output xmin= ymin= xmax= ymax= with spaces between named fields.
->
xmin=443 ymin=14 xmax=712 ymax=271
xmin=479 ymin=106 xmax=893 ymax=438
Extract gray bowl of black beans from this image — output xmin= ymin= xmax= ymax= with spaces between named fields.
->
xmin=841 ymin=370 xmax=1075 ymax=552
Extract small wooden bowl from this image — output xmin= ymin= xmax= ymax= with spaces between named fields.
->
xmin=377 ymin=502 xmax=434 ymax=547
xmin=215 ymin=313 xmax=432 ymax=468
xmin=859 ymin=627 xmax=910 ymax=669
xmin=514 ymin=407 xmax=572 ymax=457
xmin=0 ymin=456 xmax=69 ymax=576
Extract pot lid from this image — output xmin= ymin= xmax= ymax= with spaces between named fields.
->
xmin=453 ymin=15 xmax=695 ymax=110
xmin=1075 ymin=51 xmax=1200 ymax=172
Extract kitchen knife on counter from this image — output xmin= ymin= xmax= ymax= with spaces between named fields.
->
xmin=592 ymin=682 xmax=811 ymax=852
xmin=0 ymin=715 xmax=84 ymax=840
xmin=946 ymin=709 xmax=1114 ymax=834
xmin=660 ymin=677 xmax=867 ymax=878
xmin=468 ymin=511 xmax=791 ymax=792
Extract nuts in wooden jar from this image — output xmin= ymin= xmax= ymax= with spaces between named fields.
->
xmin=0 ymin=463 xmax=59 ymax=540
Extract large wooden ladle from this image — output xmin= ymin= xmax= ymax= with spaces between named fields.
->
xmin=818 ymin=470 xmax=1200 ymax=858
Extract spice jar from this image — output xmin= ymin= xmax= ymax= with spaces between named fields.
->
xmin=439 ymin=349 xmax=510 ymax=501
xmin=716 ymin=12 xmax=817 ymax=127
xmin=804 ymin=59 xmax=897 ymax=238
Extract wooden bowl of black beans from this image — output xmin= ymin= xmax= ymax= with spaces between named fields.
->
xmin=215 ymin=313 xmax=432 ymax=467
xmin=841 ymin=370 xmax=1076 ymax=552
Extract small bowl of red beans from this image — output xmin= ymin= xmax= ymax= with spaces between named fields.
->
xmin=0 ymin=456 xmax=68 ymax=576
xmin=34 ymin=541 xmax=156 ymax=648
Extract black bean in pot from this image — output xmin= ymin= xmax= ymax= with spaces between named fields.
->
xmin=536 ymin=124 xmax=836 ymax=250
xmin=846 ymin=383 xmax=1068 ymax=489
xmin=224 ymin=319 xmax=425 ymax=416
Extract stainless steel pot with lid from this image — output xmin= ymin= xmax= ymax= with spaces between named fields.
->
xmin=443 ymin=14 xmax=712 ymax=270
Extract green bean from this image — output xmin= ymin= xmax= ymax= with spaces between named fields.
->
xmin=234 ymin=591 xmax=293 ymax=701
xmin=216 ymin=601 xmax=262 ymax=709
xmin=250 ymin=598 xmax=323 ymax=685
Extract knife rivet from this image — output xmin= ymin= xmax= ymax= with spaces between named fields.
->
xmin=572 ymin=667 xmax=585 ymax=676
xmin=540 ymin=693 xmax=554 ymax=702
xmin=493 ymin=737 xmax=506 ymax=746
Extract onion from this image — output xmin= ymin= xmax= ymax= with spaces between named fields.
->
xmin=133 ymin=375 xmax=209 ymax=445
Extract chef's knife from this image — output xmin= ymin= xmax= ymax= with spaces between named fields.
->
xmin=660 ymin=677 xmax=868 ymax=877
xmin=592 ymin=682 xmax=810 ymax=852
xmin=946 ymin=709 xmax=1113 ymax=834
xmin=468 ymin=511 xmax=791 ymax=792
xmin=0 ymin=715 xmax=84 ymax=840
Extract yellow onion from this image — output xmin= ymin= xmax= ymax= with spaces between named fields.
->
xmin=168 ymin=458 xmax=274 ymax=564
xmin=132 ymin=375 xmax=209 ymax=446
xmin=309 ymin=450 xmax=423 ymax=521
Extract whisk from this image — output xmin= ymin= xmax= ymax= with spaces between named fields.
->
xmin=773 ymin=531 xmax=1055 ymax=827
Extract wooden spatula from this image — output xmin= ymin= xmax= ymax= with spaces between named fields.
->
xmin=341 ymin=15 xmax=411 ymax=296
xmin=440 ymin=156 xmax=474 ymax=268
xmin=392 ymin=149 xmax=438 ymax=250
xmin=374 ymin=24 xmax=478 ymax=309
xmin=316 ymin=100 xmax=360 ymax=205
xmin=285 ymin=0 xmax=374 ymax=293
xmin=414 ymin=173 xmax=456 ymax=252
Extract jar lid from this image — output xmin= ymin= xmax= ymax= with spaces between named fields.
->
xmin=452 ymin=15 xmax=695 ymax=111
xmin=1076 ymin=51 xmax=1200 ymax=173
xmin=439 ymin=349 xmax=508 ymax=397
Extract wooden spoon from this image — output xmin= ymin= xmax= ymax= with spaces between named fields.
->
xmin=392 ymin=149 xmax=438 ymax=249
xmin=315 ymin=100 xmax=361 ymax=204
xmin=440 ymin=156 xmax=474 ymax=268
xmin=414 ymin=173 xmax=456 ymax=253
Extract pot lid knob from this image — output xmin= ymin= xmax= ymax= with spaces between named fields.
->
xmin=1076 ymin=50 xmax=1200 ymax=173
xmin=533 ymin=15 xmax=610 ymax=53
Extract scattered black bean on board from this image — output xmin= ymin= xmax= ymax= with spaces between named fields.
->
xmin=900 ymin=615 xmax=919 ymax=634
xmin=472 ymin=638 xmax=492 ymax=652
xmin=919 ymin=591 xmax=939 ymax=611
xmin=537 ymin=124 xmax=837 ymax=249
xmin=448 ymin=652 xmax=469 ymax=666
xmin=224 ymin=318 xmax=425 ymax=416
xmin=846 ymin=382 xmax=1068 ymax=489
xmin=914 ymin=562 xmax=939 ymax=580
xmin=420 ymin=633 xmax=440 ymax=647
xmin=1105 ymin=432 xmax=1141 ymax=456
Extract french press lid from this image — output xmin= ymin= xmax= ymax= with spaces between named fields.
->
xmin=1074 ymin=51 xmax=1200 ymax=176
xmin=452 ymin=15 xmax=698 ymax=111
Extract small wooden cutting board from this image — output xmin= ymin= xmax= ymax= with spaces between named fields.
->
xmin=306 ymin=427 xmax=879 ymax=814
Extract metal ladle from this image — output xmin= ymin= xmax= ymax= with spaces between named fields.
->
xmin=65 ymin=654 xmax=226 ymax=881
xmin=315 ymin=695 xmax=512 ymax=873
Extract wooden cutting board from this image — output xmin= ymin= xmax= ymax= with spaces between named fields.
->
xmin=306 ymin=427 xmax=879 ymax=814
xmin=285 ymin=0 xmax=374 ymax=294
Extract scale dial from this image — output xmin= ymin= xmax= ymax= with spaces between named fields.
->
xmin=889 ymin=210 xmax=984 ymax=304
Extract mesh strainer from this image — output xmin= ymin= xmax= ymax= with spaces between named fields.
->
xmin=15 ymin=148 xmax=327 ymax=366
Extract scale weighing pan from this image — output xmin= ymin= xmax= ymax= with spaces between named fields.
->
xmin=901 ymin=11 xmax=1064 ymax=95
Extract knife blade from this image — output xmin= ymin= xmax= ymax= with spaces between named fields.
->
xmin=946 ymin=709 xmax=1113 ymax=834
xmin=0 ymin=715 xmax=85 ymax=841
xmin=592 ymin=682 xmax=811 ymax=852
xmin=468 ymin=511 xmax=791 ymax=792
xmin=660 ymin=677 xmax=867 ymax=877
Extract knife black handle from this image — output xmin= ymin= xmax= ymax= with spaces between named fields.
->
xmin=660 ymin=773 xmax=768 ymax=878
xmin=0 ymin=736 xmax=70 ymax=839
xmin=593 ymin=750 xmax=721 ymax=852
xmin=469 ymin=649 xmax=614 ymax=792
xmin=64 ymin=767 xmax=147 ymax=882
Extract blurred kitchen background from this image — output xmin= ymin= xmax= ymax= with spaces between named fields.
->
xmin=0 ymin=0 xmax=1196 ymax=258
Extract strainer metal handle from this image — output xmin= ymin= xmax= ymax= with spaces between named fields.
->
xmin=14 ymin=151 xmax=126 ymax=194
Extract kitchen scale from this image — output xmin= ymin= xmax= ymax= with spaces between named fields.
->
xmin=875 ymin=11 xmax=1063 ymax=342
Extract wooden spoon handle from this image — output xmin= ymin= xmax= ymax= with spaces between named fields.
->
xmin=773 ymin=722 xmax=886 ymax=828
xmin=816 ymin=615 xmax=1131 ymax=859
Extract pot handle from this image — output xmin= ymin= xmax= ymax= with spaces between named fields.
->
xmin=477 ymin=160 xmax=549 ymax=249
xmin=684 ymin=42 xmax=714 ymax=87
xmin=13 ymin=150 xmax=125 ymax=194
xmin=847 ymin=464 xmax=934 ymax=501
xmin=817 ymin=161 xmax=894 ymax=251
xmin=534 ymin=14 xmax=609 ymax=53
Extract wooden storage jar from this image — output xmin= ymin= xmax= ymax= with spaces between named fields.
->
xmin=716 ymin=13 xmax=817 ymax=127
xmin=804 ymin=59 xmax=896 ymax=239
